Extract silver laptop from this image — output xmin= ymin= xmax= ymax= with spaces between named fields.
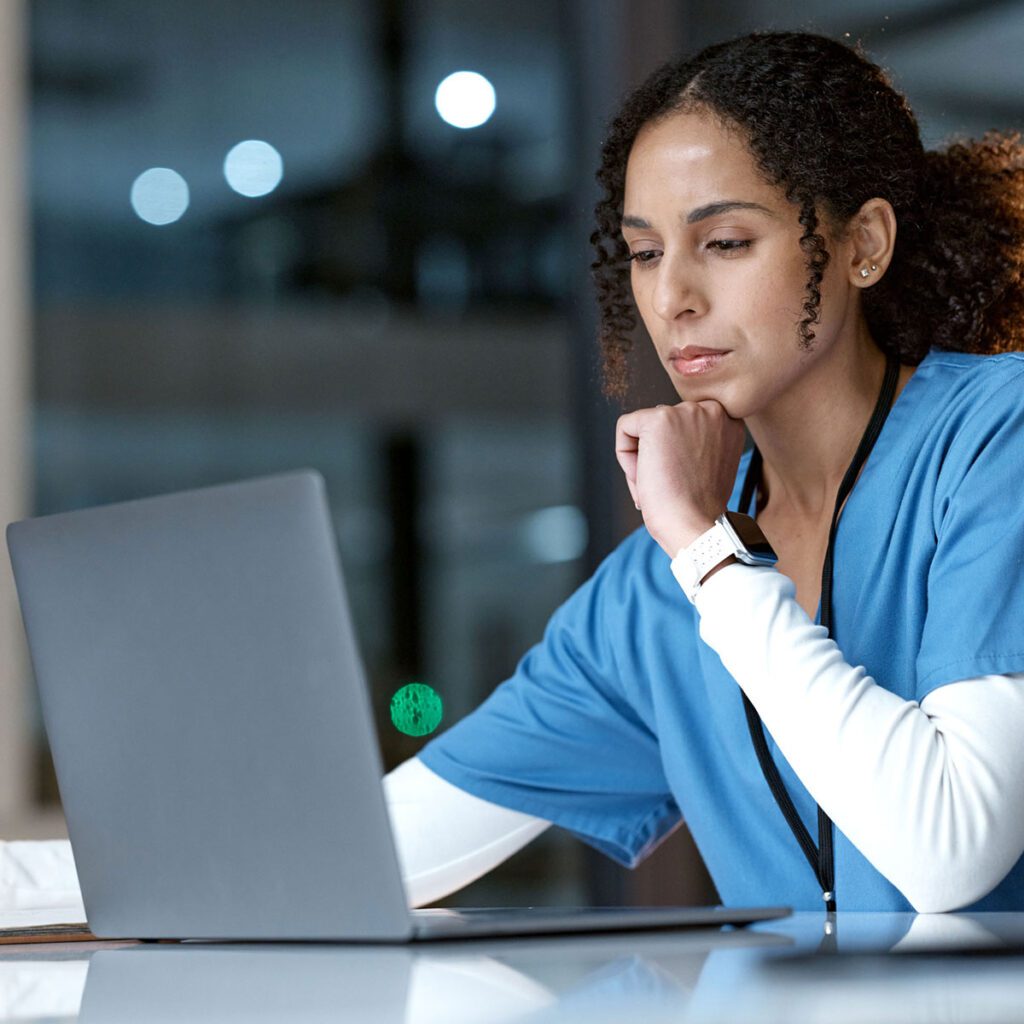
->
xmin=6 ymin=471 xmax=789 ymax=941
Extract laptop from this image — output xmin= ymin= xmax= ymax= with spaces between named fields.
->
xmin=6 ymin=470 xmax=790 ymax=941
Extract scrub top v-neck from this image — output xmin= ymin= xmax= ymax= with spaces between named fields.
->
xmin=419 ymin=347 xmax=1024 ymax=911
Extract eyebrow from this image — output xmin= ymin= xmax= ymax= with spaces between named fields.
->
xmin=621 ymin=200 xmax=777 ymax=229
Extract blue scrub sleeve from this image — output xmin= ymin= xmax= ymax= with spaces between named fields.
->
xmin=417 ymin=533 xmax=682 ymax=868
xmin=916 ymin=368 xmax=1024 ymax=698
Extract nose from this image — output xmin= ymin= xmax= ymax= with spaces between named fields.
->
xmin=650 ymin=252 xmax=703 ymax=323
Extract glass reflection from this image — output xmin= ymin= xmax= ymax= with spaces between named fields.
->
xmin=5 ymin=914 xmax=1024 ymax=1023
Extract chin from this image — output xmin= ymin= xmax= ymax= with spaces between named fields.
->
xmin=675 ymin=382 xmax=742 ymax=419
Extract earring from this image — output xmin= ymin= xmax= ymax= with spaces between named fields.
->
xmin=859 ymin=263 xmax=878 ymax=278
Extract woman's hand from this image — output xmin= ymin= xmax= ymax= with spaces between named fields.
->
xmin=615 ymin=400 xmax=747 ymax=558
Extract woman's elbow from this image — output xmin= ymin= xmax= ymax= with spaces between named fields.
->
xmin=901 ymin=860 xmax=1010 ymax=914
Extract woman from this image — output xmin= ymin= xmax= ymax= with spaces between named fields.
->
xmin=6 ymin=29 xmax=1024 ymax=916
xmin=388 ymin=29 xmax=1024 ymax=915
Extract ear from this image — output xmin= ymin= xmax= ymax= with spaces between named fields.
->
xmin=843 ymin=198 xmax=897 ymax=289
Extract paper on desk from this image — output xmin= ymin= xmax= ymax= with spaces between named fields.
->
xmin=0 ymin=839 xmax=80 ymax=902
xmin=0 ymin=904 xmax=88 ymax=933
xmin=0 ymin=840 xmax=87 ymax=938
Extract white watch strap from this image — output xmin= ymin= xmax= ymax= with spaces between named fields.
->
xmin=670 ymin=519 xmax=737 ymax=604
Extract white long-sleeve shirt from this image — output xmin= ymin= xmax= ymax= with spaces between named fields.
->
xmin=5 ymin=565 xmax=1024 ymax=915
xmin=690 ymin=562 xmax=1024 ymax=913
xmin=388 ymin=562 xmax=1024 ymax=912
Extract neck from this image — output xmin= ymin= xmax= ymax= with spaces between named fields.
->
xmin=746 ymin=331 xmax=896 ymax=522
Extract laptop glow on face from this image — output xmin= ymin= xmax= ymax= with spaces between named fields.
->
xmin=7 ymin=471 xmax=789 ymax=941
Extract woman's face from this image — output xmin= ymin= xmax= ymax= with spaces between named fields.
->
xmin=622 ymin=109 xmax=858 ymax=419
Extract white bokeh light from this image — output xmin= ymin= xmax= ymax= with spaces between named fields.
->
xmin=434 ymin=71 xmax=496 ymax=129
xmin=223 ymin=140 xmax=284 ymax=197
xmin=130 ymin=168 xmax=189 ymax=225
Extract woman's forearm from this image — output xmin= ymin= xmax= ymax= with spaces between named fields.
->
xmin=0 ymin=765 xmax=548 ymax=914
xmin=384 ymin=757 xmax=549 ymax=908
xmin=689 ymin=561 xmax=1024 ymax=912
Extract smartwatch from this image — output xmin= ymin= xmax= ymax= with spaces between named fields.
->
xmin=670 ymin=511 xmax=778 ymax=604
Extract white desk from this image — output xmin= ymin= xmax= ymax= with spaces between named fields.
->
xmin=3 ymin=911 xmax=1024 ymax=1022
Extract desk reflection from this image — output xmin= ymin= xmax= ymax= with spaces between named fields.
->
xmin=75 ymin=926 xmax=786 ymax=1023
xmin=5 ymin=913 xmax=1024 ymax=1023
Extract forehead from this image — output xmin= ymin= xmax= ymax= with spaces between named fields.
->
xmin=624 ymin=110 xmax=777 ymax=212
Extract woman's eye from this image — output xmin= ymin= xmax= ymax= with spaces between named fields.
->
xmin=706 ymin=239 xmax=753 ymax=253
xmin=627 ymin=249 xmax=660 ymax=267
xmin=627 ymin=239 xmax=753 ymax=269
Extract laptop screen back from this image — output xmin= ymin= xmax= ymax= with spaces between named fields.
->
xmin=7 ymin=471 xmax=413 ymax=940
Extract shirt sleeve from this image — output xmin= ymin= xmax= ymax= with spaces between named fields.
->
xmin=417 ymin=531 xmax=682 ymax=868
xmin=916 ymin=370 xmax=1024 ymax=697
xmin=692 ymin=561 xmax=1024 ymax=913
xmin=384 ymin=757 xmax=549 ymax=907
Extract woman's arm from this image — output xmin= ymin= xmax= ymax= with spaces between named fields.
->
xmin=1 ymin=766 xmax=546 ymax=914
xmin=689 ymin=560 xmax=1024 ymax=913
xmin=8 ymin=611 xmax=1019 ymax=917
xmin=384 ymin=757 xmax=550 ymax=908
xmin=0 ymin=765 xmax=548 ymax=914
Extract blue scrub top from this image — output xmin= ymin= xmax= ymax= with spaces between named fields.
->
xmin=419 ymin=347 xmax=1024 ymax=911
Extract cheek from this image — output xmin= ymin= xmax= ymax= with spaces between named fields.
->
xmin=717 ymin=270 xmax=799 ymax=354
xmin=815 ymin=247 xmax=851 ymax=316
xmin=720 ymin=238 xmax=807 ymax=324
xmin=629 ymin=272 xmax=659 ymax=328
xmin=757 ymin=250 xmax=815 ymax=323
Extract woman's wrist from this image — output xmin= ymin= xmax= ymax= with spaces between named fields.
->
xmin=699 ymin=554 xmax=739 ymax=586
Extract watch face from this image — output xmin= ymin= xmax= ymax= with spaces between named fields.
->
xmin=723 ymin=510 xmax=777 ymax=561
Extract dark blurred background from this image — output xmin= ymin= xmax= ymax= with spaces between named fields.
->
xmin=1 ymin=0 xmax=1021 ymax=909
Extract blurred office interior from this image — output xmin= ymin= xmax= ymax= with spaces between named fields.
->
xmin=0 ymin=0 xmax=1020 ymax=909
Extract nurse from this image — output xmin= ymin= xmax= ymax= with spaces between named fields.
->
xmin=389 ymin=29 xmax=1024 ymax=914
xmin=6 ymin=29 xmax=1024 ymax=917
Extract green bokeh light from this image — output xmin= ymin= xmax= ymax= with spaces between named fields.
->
xmin=390 ymin=682 xmax=443 ymax=737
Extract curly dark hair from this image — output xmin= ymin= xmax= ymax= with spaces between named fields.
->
xmin=590 ymin=30 xmax=1024 ymax=403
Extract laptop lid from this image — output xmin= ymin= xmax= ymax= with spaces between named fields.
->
xmin=8 ymin=472 xmax=790 ymax=942
xmin=8 ymin=471 xmax=415 ymax=940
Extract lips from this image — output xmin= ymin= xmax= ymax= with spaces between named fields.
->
xmin=669 ymin=346 xmax=730 ymax=361
xmin=668 ymin=348 xmax=730 ymax=378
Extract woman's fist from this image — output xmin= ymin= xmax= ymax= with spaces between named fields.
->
xmin=615 ymin=400 xmax=747 ymax=558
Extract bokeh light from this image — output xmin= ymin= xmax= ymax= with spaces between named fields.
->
xmin=223 ymin=139 xmax=284 ymax=197
xmin=130 ymin=167 xmax=190 ymax=225
xmin=434 ymin=71 xmax=496 ymax=129
xmin=390 ymin=682 xmax=443 ymax=737
xmin=522 ymin=505 xmax=588 ymax=564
